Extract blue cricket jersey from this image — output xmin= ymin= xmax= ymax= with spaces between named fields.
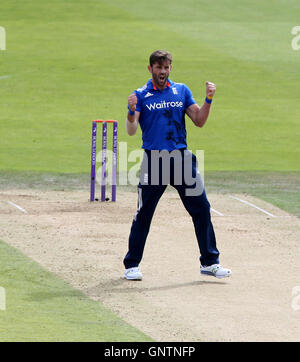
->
xmin=132 ymin=79 xmax=196 ymax=151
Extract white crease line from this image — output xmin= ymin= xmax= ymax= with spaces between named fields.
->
xmin=7 ymin=201 xmax=28 ymax=214
xmin=211 ymin=208 xmax=224 ymax=216
xmin=0 ymin=75 xmax=11 ymax=80
xmin=229 ymin=196 xmax=275 ymax=217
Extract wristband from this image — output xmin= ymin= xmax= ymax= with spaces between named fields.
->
xmin=128 ymin=106 xmax=135 ymax=115
xmin=205 ymin=97 xmax=212 ymax=104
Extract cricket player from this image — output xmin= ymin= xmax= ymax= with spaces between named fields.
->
xmin=123 ymin=50 xmax=232 ymax=280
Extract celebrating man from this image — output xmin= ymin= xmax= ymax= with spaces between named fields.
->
xmin=123 ymin=50 xmax=232 ymax=281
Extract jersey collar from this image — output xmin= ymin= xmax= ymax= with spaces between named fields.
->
xmin=147 ymin=78 xmax=173 ymax=91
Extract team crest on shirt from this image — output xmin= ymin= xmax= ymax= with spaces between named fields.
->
xmin=172 ymin=87 xmax=178 ymax=95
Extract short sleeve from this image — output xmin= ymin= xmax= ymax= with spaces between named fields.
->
xmin=135 ymin=91 xmax=142 ymax=112
xmin=184 ymin=85 xmax=196 ymax=109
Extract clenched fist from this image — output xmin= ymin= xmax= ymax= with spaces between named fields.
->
xmin=128 ymin=92 xmax=138 ymax=112
xmin=206 ymin=81 xmax=216 ymax=99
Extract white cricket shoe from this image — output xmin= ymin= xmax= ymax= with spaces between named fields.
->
xmin=201 ymin=264 xmax=232 ymax=279
xmin=124 ymin=267 xmax=143 ymax=280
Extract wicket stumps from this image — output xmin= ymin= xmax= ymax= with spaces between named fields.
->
xmin=90 ymin=120 xmax=118 ymax=202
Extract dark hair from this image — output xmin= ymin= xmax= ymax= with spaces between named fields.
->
xmin=149 ymin=50 xmax=172 ymax=67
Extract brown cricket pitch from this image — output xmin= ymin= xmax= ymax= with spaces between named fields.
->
xmin=0 ymin=189 xmax=299 ymax=341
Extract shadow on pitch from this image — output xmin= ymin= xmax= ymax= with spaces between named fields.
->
xmin=84 ymin=279 xmax=226 ymax=297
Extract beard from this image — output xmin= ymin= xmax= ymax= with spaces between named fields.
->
xmin=152 ymin=72 xmax=168 ymax=88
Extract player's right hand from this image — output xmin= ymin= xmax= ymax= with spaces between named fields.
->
xmin=128 ymin=92 xmax=137 ymax=112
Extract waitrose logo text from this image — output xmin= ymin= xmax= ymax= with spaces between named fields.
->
xmin=146 ymin=101 xmax=183 ymax=111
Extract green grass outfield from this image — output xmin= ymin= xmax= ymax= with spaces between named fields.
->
xmin=0 ymin=0 xmax=299 ymax=173
xmin=0 ymin=0 xmax=299 ymax=342
xmin=0 ymin=0 xmax=299 ymax=210
xmin=0 ymin=240 xmax=153 ymax=342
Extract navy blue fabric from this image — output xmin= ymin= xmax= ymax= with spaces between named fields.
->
xmin=123 ymin=150 xmax=220 ymax=268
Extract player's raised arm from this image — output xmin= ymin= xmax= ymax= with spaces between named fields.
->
xmin=186 ymin=81 xmax=216 ymax=128
xmin=126 ymin=92 xmax=140 ymax=136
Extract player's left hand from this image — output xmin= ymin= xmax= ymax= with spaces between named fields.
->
xmin=206 ymin=81 xmax=216 ymax=98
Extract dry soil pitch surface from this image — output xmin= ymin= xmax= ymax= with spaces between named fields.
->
xmin=0 ymin=189 xmax=300 ymax=341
